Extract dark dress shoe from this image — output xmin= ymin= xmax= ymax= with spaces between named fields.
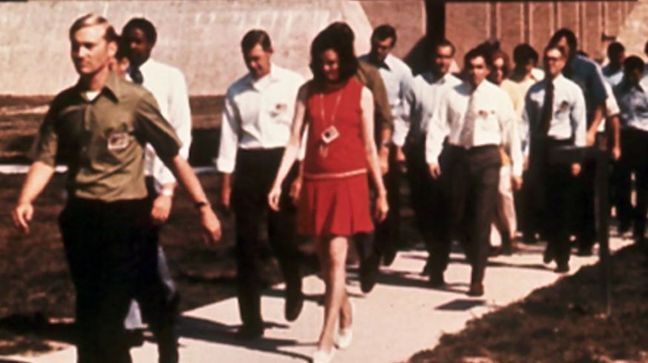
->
xmin=235 ymin=323 xmax=264 ymax=340
xmin=467 ymin=282 xmax=484 ymax=297
xmin=360 ymin=253 xmax=380 ymax=293
xmin=285 ymin=289 xmax=304 ymax=322
xmin=382 ymin=248 xmax=398 ymax=266
xmin=428 ymin=272 xmax=446 ymax=288
xmin=125 ymin=329 xmax=145 ymax=347
xmin=555 ymin=263 xmax=570 ymax=273
xmin=543 ymin=245 xmax=555 ymax=264
xmin=488 ymin=246 xmax=502 ymax=257
xmin=576 ymin=246 xmax=593 ymax=256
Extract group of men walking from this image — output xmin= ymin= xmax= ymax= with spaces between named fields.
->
xmin=9 ymin=12 xmax=648 ymax=363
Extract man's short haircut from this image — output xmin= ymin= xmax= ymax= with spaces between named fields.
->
xmin=310 ymin=27 xmax=358 ymax=85
xmin=433 ymin=38 xmax=455 ymax=57
xmin=241 ymin=29 xmax=273 ymax=54
xmin=548 ymin=28 xmax=578 ymax=54
xmin=122 ymin=18 xmax=158 ymax=45
xmin=607 ymin=41 xmax=625 ymax=59
xmin=69 ymin=13 xmax=118 ymax=42
xmin=624 ymin=55 xmax=645 ymax=74
xmin=371 ymin=24 xmax=397 ymax=46
xmin=464 ymin=45 xmax=492 ymax=68
xmin=513 ymin=43 xmax=538 ymax=65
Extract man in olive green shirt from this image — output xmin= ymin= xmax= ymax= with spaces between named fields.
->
xmin=11 ymin=14 xmax=220 ymax=363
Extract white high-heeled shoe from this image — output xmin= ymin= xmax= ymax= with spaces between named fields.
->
xmin=312 ymin=348 xmax=335 ymax=363
xmin=335 ymin=301 xmax=354 ymax=349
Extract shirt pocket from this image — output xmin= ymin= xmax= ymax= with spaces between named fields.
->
xmin=474 ymin=101 xmax=498 ymax=133
xmin=553 ymin=97 xmax=571 ymax=124
xmin=266 ymin=94 xmax=292 ymax=126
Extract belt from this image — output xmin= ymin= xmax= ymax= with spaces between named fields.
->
xmin=304 ymin=168 xmax=367 ymax=180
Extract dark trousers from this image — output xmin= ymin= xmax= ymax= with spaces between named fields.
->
xmin=446 ymin=145 xmax=501 ymax=284
xmin=613 ymin=129 xmax=637 ymax=231
xmin=404 ymin=137 xmax=450 ymax=273
xmin=144 ymin=177 xmax=179 ymax=302
xmin=373 ymin=144 xmax=402 ymax=256
xmin=516 ymin=169 xmax=544 ymax=241
xmin=619 ymin=128 xmax=648 ymax=241
xmin=59 ymin=198 xmax=178 ymax=363
xmin=232 ymin=148 xmax=301 ymax=328
xmin=529 ymin=138 xmax=576 ymax=266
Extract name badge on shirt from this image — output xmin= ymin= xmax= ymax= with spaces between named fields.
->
xmin=271 ymin=103 xmax=288 ymax=116
xmin=107 ymin=131 xmax=131 ymax=151
xmin=559 ymin=101 xmax=570 ymax=113
xmin=478 ymin=109 xmax=494 ymax=118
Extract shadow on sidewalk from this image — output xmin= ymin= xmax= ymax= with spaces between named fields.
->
xmin=175 ymin=316 xmax=311 ymax=361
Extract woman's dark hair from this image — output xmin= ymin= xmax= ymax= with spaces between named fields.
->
xmin=491 ymin=49 xmax=511 ymax=79
xmin=309 ymin=26 xmax=358 ymax=84
xmin=241 ymin=29 xmax=273 ymax=54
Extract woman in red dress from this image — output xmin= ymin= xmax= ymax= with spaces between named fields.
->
xmin=268 ymin=28 xmax=388 ymax=362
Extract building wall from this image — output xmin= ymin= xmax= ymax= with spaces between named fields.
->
xmin=0 ymin=0 xmax=374 ymax=95
xmin=446 ymin=0 xmax=638 ymax=68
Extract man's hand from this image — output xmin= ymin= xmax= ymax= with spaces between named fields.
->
xmin=429 ymin=163 xmax=441 ymax=179
xmin=150 ymin=195 xmax=173 ymax=225
xmin=611 ymin=146 xmax=621 ymax=161
xmin=374 ymin=193 xmax=389 ymax=222
xmin=12 ymin=202 xmax=34 ymax=234
xmin=571 ymin=163 xmax=582 ymax=177
xmin=379 ymin=145 xmax=390 ymax=175
xmin=395 ymin=146 xmax=407 ymax=173
xmin=268 ymin=185 xmax=282 ymax=212
xmin=586 ymin=130 xmax=597 ymax=146
xmin=199 ymin=206 xmax=222 ymax=244
xmin=512 ymin=175 xmax=523 ymax=191
xmin=289 ymin=177 xmax=302 ymax=206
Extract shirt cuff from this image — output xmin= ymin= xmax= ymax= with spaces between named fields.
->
xmin=216 ymin=157 xmax=235 ymax=174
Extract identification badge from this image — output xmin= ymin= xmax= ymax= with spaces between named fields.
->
xmin=107 ymin=131 xmax=131 ymax=151
xmin=321 ymin=125 xmax=340 ymax=144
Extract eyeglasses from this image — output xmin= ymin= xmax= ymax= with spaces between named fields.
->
xmin=544 ymin=56 xmax=563 ymax=63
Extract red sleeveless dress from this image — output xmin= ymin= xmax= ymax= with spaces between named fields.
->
xmin=298 ymin=77 xmax=373 ymax=237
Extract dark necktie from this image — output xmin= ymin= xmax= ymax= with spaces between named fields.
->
xmin=539 ymin=80 xmax=554 ymax=136
xmin=130 ymin=67 xmax=143 ymax=85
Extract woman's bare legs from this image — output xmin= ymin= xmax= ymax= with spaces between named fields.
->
xmin=316 ymin=235 xmax=351 ymax=352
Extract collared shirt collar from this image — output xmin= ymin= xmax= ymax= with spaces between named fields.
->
xmin=546 ymin=73 xmax=566 ymax=86
xmin=76 ymin=71 xmax=122 ymax=103
xmin=246 ymin=63 xmax=281 ymax=90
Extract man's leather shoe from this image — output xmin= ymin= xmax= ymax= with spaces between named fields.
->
xmin=382 ymin=248 xmax=398 ymax=266
xmin=555 ymin=262 xmax=569 ymax=273
xmin=285 ymin=289 xmax=304 ymax=322
xmin=543 ymin=245 xmax=555 ymax=264
xmin=360 ymin=253 xmax=380 ymax=293
xmin=467 ymin=282 xmax=484 ymax=297
xmin=576 ymin=246 xmax=593 ymax=256
xmin=428 ymin=272 xmax=446 ymax=288
xmin=125 ymin=329 xmax=145 ymax=347
xmin=235 ymin=323 xmax=264 ymax=340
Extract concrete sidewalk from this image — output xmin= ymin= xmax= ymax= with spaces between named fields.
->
xmin=5 ymin=238 xmax=631 ymax=363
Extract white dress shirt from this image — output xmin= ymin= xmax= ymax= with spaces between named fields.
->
xmin=216 ymin=64 xmax=304 ymax=173
xmin=522 ymin=74 xmax=587 ymax=155
xmin=405 ymin=71 xmax=462 ymax=140
xmin=359 ymin=53 xmax=414 ymax=146
xmin=426 ymin=80 xmax=523 ymax=176
xmin=132 ymin=58 xmax=192 ymax=190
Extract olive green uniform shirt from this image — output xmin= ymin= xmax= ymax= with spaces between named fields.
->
xmin=31 ymin=72 xmax=181 ymax=202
